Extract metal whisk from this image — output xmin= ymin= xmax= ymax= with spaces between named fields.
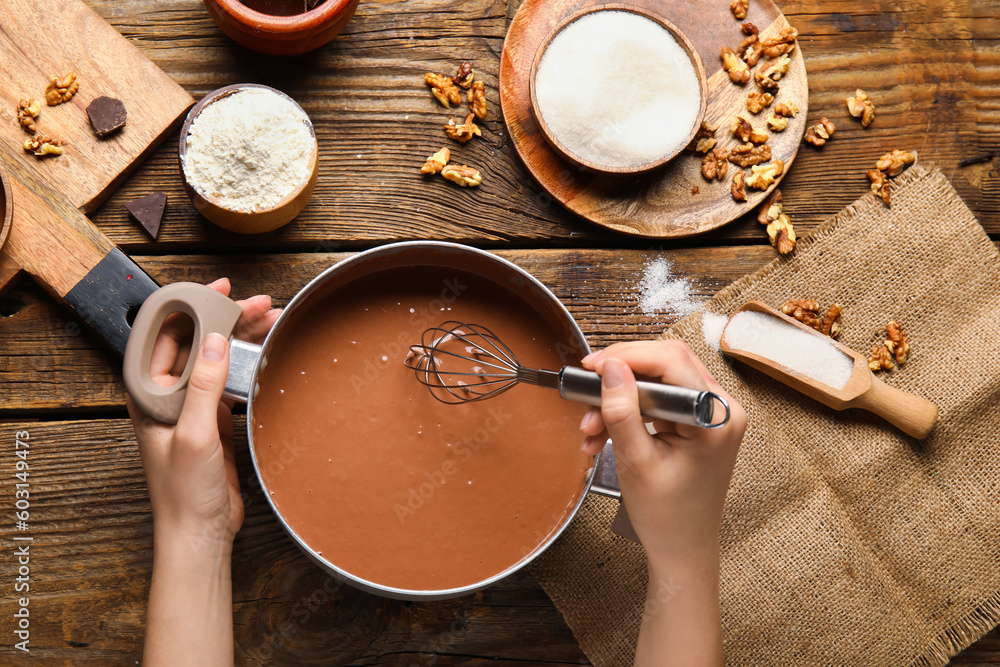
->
xmin=404 ymin=321 xmax=730 ymax=429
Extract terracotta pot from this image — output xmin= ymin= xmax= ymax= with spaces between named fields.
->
xmin=202 ymin=0 xmax=361 ymax=55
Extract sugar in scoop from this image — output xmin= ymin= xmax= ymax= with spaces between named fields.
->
xmin=723 ymin=310 xmax=854 ymax=390
xmin=532 ymin=9 xmax=703 ymax=171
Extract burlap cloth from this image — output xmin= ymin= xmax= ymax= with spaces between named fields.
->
xmin=531 ymin=166 xmax=1000 ymax=666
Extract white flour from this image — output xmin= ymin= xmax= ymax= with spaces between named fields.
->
xmin=183 ymin=88 xmax=315 ymax=213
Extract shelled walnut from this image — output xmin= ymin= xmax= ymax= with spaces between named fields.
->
xmin=425 ymin=72 xmax=462 ymax=108
xmin=739 ymin=23 xmax=764 ymax=66
xmin=23 ymin=134 xmax=63 ymax=157
xmin=773 ymin=101 xmax=799 ymax=118
xmin=867 ymin=169 xmax=891 ymax=205
xmin=16 ymin=98 xmax=40 ymax=133
xmin=819 ymin=304 xmax=843 ymax=337
xmin=728 ymin=142 xmax=771 ymax=167
xmin=444 ymin=113 xmax=481 ymax=142
xmin=730 ymin=0 xmax=748 ymax=20
xmin=453 ymin=62 xmax=474 ymax=89
xmin=847 ymin=89 xmax=876 ymax=127
xmin=868 ymin=345 xmax=894 ymax=372
xmin=731 ymin=116 xmax=768 ymax=144
xmin=757 ymin=189 xmax=782 ymax=225
xmin=420 ymin=147 xmax=451 ymax=174
xmin=441 ymin=164 xmax=482 ymax=187
xmin=732 ymin=171 xmax=748 ymax=201
xmin=885 ymin=320 xmax=910 ymax=364
xmin=781 ymin=300 xmax=841 ymax=334
xmin=468 ymin=81 xmax=487 ymax=119
xmin=721 ymin=47 xmax=750 ymax=84
xmin=687 ymin=121 xmax=719 ymax=153
xmin=701 ymin=147 xmax=729 ymax=180
xmin=767 ymin=114 xmax=788 ymax=131
xmin=876 ymin=149 xmax=916 ymax=177
xmin=754 ymin=69 xmax=779 ymax=94
xmin=45 ymin=72 xmax=79 ymax=106
xmin=767 ymin=213 xmax=796 ymax=254
xmin=745 ymin=159 xmax=784 ymax=189
xmin=747 ymin=91 xmax=774 ymax=114
xmin=804 ymin=117 xmax=836 ymax=146
xmin=761 ymin=26 xmax=798 ymax=58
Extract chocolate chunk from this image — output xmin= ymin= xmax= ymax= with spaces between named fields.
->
xmin=125 ymin=193 xmax=166 ymax=239
xmin=86 ymin=96 xmax=127 ymax=137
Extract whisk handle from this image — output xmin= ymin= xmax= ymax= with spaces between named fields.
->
xmin=558 ymin=367 xmax=729 ymax=429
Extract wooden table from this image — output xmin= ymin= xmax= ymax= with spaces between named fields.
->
xmin=0 ymin=0 xmax=997 ymax=663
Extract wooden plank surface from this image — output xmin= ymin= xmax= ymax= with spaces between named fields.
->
xmin=0 ymin=0 xmax=998 ymax=664
xmin=72 ymin=0 xmax=1000 ymax=254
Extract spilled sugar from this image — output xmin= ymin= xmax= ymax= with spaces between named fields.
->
xmin=724 ymin=311 xmax=855 ymax=390
xmin=639 ymin=258 xmax=700 ymax=318
xmin=701 ymin=312 xmax=729 ymax=352
xmin=534 ymin=10 xmax=702 ymax=169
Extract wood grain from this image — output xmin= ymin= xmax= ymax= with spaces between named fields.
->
xmin=501 ymin=0 xmax=809 ymax=237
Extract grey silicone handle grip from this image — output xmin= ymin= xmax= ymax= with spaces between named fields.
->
xmin=122 ymin=282 xmax=243 ymax=424
xmin=558 ymin=366 xmax=729 ymax=428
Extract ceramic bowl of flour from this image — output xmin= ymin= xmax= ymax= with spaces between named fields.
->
xmin=179 ymin=84 xmax=319 ymax=234
xmin=529 ymin=5 xmax=707 ymax=175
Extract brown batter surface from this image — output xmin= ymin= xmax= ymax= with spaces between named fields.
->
xmin=252 ymin=265 xmax=591 ymax=592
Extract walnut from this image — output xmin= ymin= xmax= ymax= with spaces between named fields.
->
xmin=867 ymin=169 xmax=891 ymax=205
xmin=732 ymin=171 xmax=748 ymax=201
xmin=767 ymin=213 xmax=796 ymax=254
xmin=876 ymin=149 xmax=916 ymax=177
xmin=869 ymin=345 xmax=894 ymax=372
xmin=847 ymin=89 xmax=876 ymax=127
xmin=444 ymin=113 xmax=482 ymax=143
xmin=721 ymin=47 xmax=750 ymax=84
xmin=766 ymin=113 xmax=788 ymax=131
xmin=804 ymin=117 xmax=836 ymax=146
xmin=761 ymin=55 xmax=791 ymax=81
xmin=441 ymin=164 xmax=482 ymax=187
xmin=820 ymin=303 xmax=843 ymax=338
xmin=782 ymin=299 xmax=820 ymax=320
xmin=738 ymin=23 xmax=764 ymax=66
xmin=425 ymin=72 xmax=462 ymax=108
xmin=745 ymin=159 xmax=784 ymax=189
xmin=885 ymin=320 xmax=910 ymax=364
xmin=687 ymin=121 xmax=719 ymax=152
xmin=757 ymin=188 xmax=782 ymax=224
xmin=16 ymin=98 xmax=40 ymax=133
xmin=453 ymin=62 xmax=474 ymax=89
xmin=731 ymin=116 xmax=769 ymax=144
xmin=701 ymin=147 xmax=729 ymax=180
xmin=468 ymin=80 xmax=487 ymax=119
xmin=753 ymin=70 xmax=779 ymax=94
xmin=23 ymin=134 xmax=63 ymax=157
xmin=45 ymin=72 xmax=78 ymax=106
xmin=420 ymin=147 xmax=451 ymax=174
xmin=761 ymin=26 xmax=798 ymax=58
xmin=747 ymin=91 xmax=774 ymax=114
xmin=730 ymin=0 xmax=748 ymax=20
xmin=728 ymin=142 xmax=771 ymax=167
xmin=773 ymin=101 xmax=799 ymax=118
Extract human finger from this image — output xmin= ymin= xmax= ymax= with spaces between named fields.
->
xmin=174 ymin=333 xmax=230 ymax=452
xmin=148 ymin=278 xmax=232 ymax=381
xmin=233 ymin=293 xmax=282 ymax=344
xmin=599 ymin=358 xmax=655 ymax=466
xmin=583 ymin=340 xmax=709 ymax=393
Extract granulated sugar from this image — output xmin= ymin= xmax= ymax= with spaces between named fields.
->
xmin=701 ymin=312 xmax=729 ymax=352
xmin=183 ymin=88 xmax=315 ymax=212
xmin=723 ymin=311 xmax=854 ymax=390
xmin=639 ymin=258 xmax=700 ymax=318
xmin=534 ymin=10 xmax=702 ymax=169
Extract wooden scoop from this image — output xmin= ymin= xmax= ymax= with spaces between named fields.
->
xmin=720 ymin=301 xmax=938 ymax=439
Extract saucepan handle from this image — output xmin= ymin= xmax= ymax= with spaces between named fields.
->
xmin=123 ymin=282 xmax=245 ymax=424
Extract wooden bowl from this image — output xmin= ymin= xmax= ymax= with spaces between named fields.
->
xmin=528 ymin=4 xmax=707 ymax=176
xmin=179 ymin=84 xmax=319 ymax=235
xmin=0 ymin=161 xmax=11 ymax=254
xmin=202 ymin=0 xmax=360 ymax=56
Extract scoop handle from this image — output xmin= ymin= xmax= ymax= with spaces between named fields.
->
xmin=558 ymin=366 xmax=729 ymax=428
xmin=849 ymin=374 xmax=939 ymax=439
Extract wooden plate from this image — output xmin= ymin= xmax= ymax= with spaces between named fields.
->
xmin=500 ymin=0 xmax=809 ymax=238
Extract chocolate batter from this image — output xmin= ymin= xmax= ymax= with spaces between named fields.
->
xmin=252 ymin=265 xmax=591 ymax=591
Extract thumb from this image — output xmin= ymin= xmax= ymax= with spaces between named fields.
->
xmin=175 ymin=333 xmax=230 ymax=440
xmin=600 ymin=358 xmax=654 ymax=468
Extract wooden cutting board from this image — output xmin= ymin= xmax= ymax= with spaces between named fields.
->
xmin=0 ymin=0 xmax=193 ymax=292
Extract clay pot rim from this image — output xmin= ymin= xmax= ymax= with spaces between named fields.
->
xmin=0 ymin=161 xmax=12 ymax=255
xmin=528 ymin=3 xmax=708 ymax=176
xmin=206 ymin=0 xmax=356 ymax=34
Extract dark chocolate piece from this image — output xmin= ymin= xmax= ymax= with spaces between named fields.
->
xmin=125 ymin=192 xmax=167 ymax=239
xmin=86 ymin=96 xmax=127 ymax=137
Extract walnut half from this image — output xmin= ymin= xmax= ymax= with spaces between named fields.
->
xmin=441 ymin=164 xmax=482 ymax=187
xmin=468 ymin=81 xmax=487 ymax=120
xmin=420 ymin=147 xmax=451 ymax=174
xmin=731 ymin=116 xmax=768 ymax=144
xmin=721 ymin=47 xmax=750 ymax=84
xmin=453 ymin=62 xmax=474 ymax=89
xmin=45 ymin=72 xmax=79 ymax=106
xmin=444 ymin=113 xmax=482 ymax=143
xmin=867 ymin=169 xmax=891 ymax=205
xmin=745 ymin=159 xmax=784 ymax=189
xmin=16 ymin=98 xmax=40 ymax=133
xmin=728 ymin=142 xmax=771 ymax=167
xmin=847 ymin=89 xmax=876 ymax=127
xmin=732 ymin=171 xmax=748 ymax=202
xmin=876 ymin=149 xmax=916 ymax=177
xmin=425 ymin=72 xmax=462 ymax=108
xmin=804 ymin=117 xmax=836 ymax=146
xmin=747 ymin=91 xmax=774 ymax=114
xmin=730 ymin=0 xmax=749 ymax=20
xmin=701 ymin=147 xmax=729 ymax=180
xmin=23 ymin=134 xmax=63 ymax=157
